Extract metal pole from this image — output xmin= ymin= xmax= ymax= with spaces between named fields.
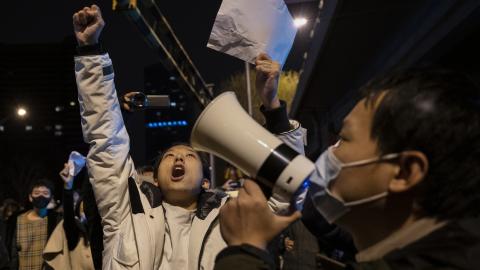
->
xmin=209 ymin=154 xmax=216 ymax=188
xmin=245 ymin=62 xmax=252 ymax=116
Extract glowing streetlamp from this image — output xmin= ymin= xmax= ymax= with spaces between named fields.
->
xmin=293 ymin=17 xmax=308 ymax=28
xmin=17 ymin=107 xmax=27 ymax=117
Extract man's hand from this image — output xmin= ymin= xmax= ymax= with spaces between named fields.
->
xmin=219 ymin=180 xmax=301 ymax=250
xmin=121 ymin=92 xmax=138 ymax=112
xmin=284 ymin=237 xmax=294 ymax=252
xmin=255 ymin=53 xmax=281 ymax=110
xmin=73 ymin=5 xmax=105 ymax=46
xmin=59 ymin=163 xmax=74 ymax=190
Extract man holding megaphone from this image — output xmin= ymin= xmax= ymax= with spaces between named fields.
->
xmin=72 ymin=5 xmax=308 ymax=270
xmin=213 ymin=69 xmax=480 ymax=269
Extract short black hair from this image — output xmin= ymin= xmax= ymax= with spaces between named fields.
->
xmin=28 ymin=178 xmax=55 ymax=196
xmin=361 ymin=68 xmax=480 ymax=220
xmin=153 ymin=142 xmax=211 ymax=181
xmin=137 ymin=165 xmax=154 ymax=174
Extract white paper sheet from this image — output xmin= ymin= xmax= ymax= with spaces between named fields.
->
xmin=207 ymin=0 xmax=297 ymax=66
xmin=67 ymin=151 xmax=86 ymax=177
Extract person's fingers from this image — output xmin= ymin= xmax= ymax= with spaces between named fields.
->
xmin=59 ymin=167 xmax=69 ymax=179
xmin=124 ymin=92 xmax=138 ymax=100
xmin=91 ymin=4 xmax=100 ymax=12
xmin=256 ymin=53 xmax=271 ymax=62
xmin=273 ymin=211 xmax=302 ymax=231
xmin=237 ymin=186 xmax=248 ymax=204
xmin=256 ymin=64 xmax=270 ymax=72
xmin=256 ymin=64 xmax=277 ymax=74
xmin=72 ymin=13 xmax=79 ymax=25
xmin=242 ymin=180 xmax=266 ymax=199
xmin=255 ymin=60 xmax=271 ymax=66
xmin=83 ymin=6 xmax=91 ymax=18
xmin=123 ymin=103 xmax=132 ymax=112
xmin=220 ymin=199 xmax=233 ymax=218
xmin=78 ymin=11 xmax=87 ymax=25
xmin=219 ymin=204 xmax=231 ymax=237
xmin=256 ymin=66 xmax=275 ymax=78
xmin=225 ymin=196 xmax=238 ymax=207
xmin=256 ymin=61 xmax=280 ymax=70
xmin=219 ymin=200 xmax=243 ymax=246
xmin=87 ymin=6 xmax=103 ymax=24
xmin=220 ymin=197 xmax=239 ymax=227
xmin=93 ymin=5 xmax=104 ymax=22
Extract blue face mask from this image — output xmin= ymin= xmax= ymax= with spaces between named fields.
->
xmin=309 ymin=144 xmax=399 ymax=223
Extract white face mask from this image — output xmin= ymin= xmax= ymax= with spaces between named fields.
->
xmin=309 ymin=144 xmax=399 ymax=223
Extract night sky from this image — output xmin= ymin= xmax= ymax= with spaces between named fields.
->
xmin=0 ymin=0 xmax=317 ymax=202
xmin=0 ymin=0 xmax=315 ymax=91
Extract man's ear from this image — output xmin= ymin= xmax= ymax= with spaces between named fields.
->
xmin=389 ymin=150 xmax=429 ymax=193
xmin=28 ymin=195 xmax=33 ymax=203
xmin=201 ymin=178 xmax=211 ymax=190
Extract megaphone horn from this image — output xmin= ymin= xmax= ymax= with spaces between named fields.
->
xmin=191 ymin=92 xmax=314 ymax=200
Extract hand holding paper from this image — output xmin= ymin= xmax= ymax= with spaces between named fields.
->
xmin=67 ymin=151 xmax=86 ymax=177
xmin=208 ymin=0 xmax=297 ymax=67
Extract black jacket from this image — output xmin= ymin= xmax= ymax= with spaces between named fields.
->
xmin=0 ymin=220 xmax=9 ymax=270
xmin=214 ymin=218 xmax=480 ymax=270
xmin=282 ymin=220 xmax=320 ymax=270
xmin=350 ymin=217 xmax=480 ymax=270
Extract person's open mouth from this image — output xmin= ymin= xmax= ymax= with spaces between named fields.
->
xmin=171 ymin=164 xmax=185 ymax=181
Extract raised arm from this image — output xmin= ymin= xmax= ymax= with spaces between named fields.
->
xmin=255 ymin=53 xmax=305 ymax=154
xmin=255 ymin=54 xmax=355 ymax=260
xmin=59 ymin=164 xmax=80 ymax=250
xmin=73 ymin=5 xmax=135 ymax=245
xmin=255 ymin=54 xmax=307 ymax=214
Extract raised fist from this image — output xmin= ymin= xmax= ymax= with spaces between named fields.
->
xmin=255 ymin=53 xmax=281 ymax=110
xmin=73 ymin=5 xmax=105 ymax=46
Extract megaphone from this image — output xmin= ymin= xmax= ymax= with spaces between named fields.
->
xmin=191 ymin=92 xmax=315 ymax=200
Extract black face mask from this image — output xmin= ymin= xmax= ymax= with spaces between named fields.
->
xmin=32 ymin=196 xmax=50 ymax=209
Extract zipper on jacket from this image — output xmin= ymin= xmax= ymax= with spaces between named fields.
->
xmin=197 ymin=216 xmax=219 ymax=270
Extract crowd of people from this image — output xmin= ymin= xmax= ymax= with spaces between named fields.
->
xmin=1 ymin=4 xmax=480 ymax=270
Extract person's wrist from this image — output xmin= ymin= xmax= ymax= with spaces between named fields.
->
xmin=77 ymin=40 xmax=87 ymax=46
xmin=77 ymin=37 xmax=99 ymax=47
xmin=76 ymin=43 xmax=104 ymax=56
xmin=64 ymin=181 xmax=74 ymax=190
xmin=242 ymin=238 xmax=268 ymax=251
xmin=262 ymin=97 xmax=281 ymax=110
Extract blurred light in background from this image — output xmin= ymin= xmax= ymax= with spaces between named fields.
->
xmin=17 ymin=107 xmax=27 ymax=117
xmin=294 ymin=17 xmax=308 ymax=28
xmin=146 ymin=120 xmax=188 ymax=128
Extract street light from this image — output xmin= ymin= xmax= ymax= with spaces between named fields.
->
xmin=17 ymin=107 xmax=27 ymax=117
xmin=294 ymin=17 xmax=308 ymax=28
xmin=0 ymin=106 xmax=28 ymax=129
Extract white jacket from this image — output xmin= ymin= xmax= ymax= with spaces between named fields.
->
xmin=74 ymin=53 xmax=306 ymax=270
